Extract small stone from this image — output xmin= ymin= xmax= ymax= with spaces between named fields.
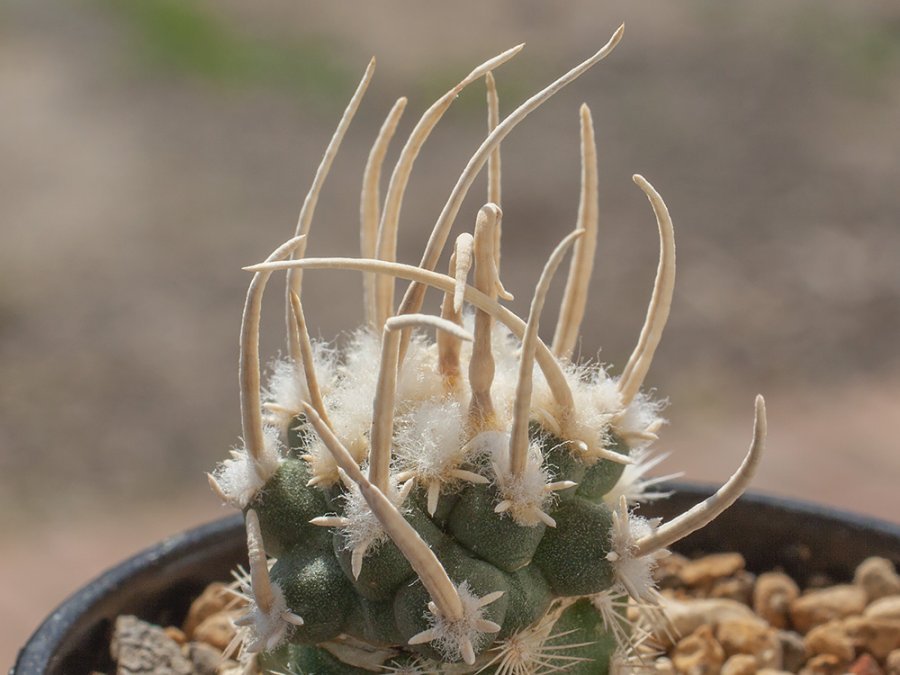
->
xmin=867 ymin=596 xmax=900 ymax=622
xmin=716 ymin=618 xmax=782 ymax=668
xmin=712 ymin=571 xmax=756 ymax=606
xmin=672 ymin=625 xmax=725 ymax=674
xmin=754 ymin=571 xmax=801 ymax=629
xmin=886 ymin=649 xmax=900 ymax=675
xmin=855 ymin=557 xmax=900 ymax=603
xmin=656 ymin=552 xmax=690 ymax=590
xmin=163 ymin=625 xmax=187 ymax=645
xmin=800 ymin=653 xmax=851 ymax=675
xmin=849 ymin=653 xmax=885 ymax=675
xmin=842 ymin=616 xmax=900 ymax=661
xmin=655 ymin=656 xmax=676 ymax=674
xmin=192 ymin=609 xmax=241 ymax=651
xmin=183 ymin=582 xmax=232 ymax=637
xmin=804 ymin=620 xmax=855 ymax=662
xmin=778 ymin=630 xmax=809 ymax=672
xmin=758 ymin=670 xmax=794 ymax=675
xmin=721 ymin=654 xmax=758 ymax=675
xmin=790 ymin=584 xmax=867 ymax=633
xmin=188 ymin=641 xmax=225 ymax=675
xmin=679 ymin=553 xmax=746 ymax=587
xmin=110 ymin=615 xmax=193 ymax=675
xmin=659 ymin=597 xmax=762 ymax=647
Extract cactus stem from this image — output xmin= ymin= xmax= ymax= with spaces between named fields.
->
xmin=369 ymin=324 xmax=402 ymax=492
xmin=302 ymin=401 xmax=466 ymax=622
xmin=374 ymin=44 xmax=525 ymax=330
xmin=206 ymin=473 xmax=227 ymax=501
xmin=553 ymin=103 xmax=599 ymax=362
xmin=231 ymin=511 xmax=303 ymax=654
xmin=361 ymin=96 xmax=408 ymax=329
xmin=305 ymin=474 xmax=327 ymax=487
xmin=447 ymin=468 xmax=490 ymax=484
xmin=545 ymin=480 xmax=578 ymax=492
xmin=619 ymin=429 xmax=660 ymax=444
xmin=371 ymin=314 xmax=473 ymax=492
xmin=485 ymin=71 xmax=513 ymax=304
xmin=407 ymin=629 xmax=437 ymax=646
xmin=240 ymin=235 xmax=305 ymax=480
xmin=437 ymin=235 xmax=472 ymax=390
xmin=261 ymin=402 xmax=292 ymax=415
xmin=452 ymin=233 xmax=474 ymax=316
xmin=243 ymin=256 xmax=574 ymax=414
xmin=634 ymin=395 xmax=767 ymax=557
xmin=310 ymin=516 xmax=350 ymax=528
xmin=581 ymin=443 xmax=634 ymax=466
xmin=351 ymin=543 xmax=370 ymax=580
xmin=618 ymin=175 xmax=676 ymax=407
xmin=486 ymin=71 xmax=501 ymax=208
xmin=394 ymin=25 xmax=625 ymax=366
xmin=395 ymin=470 xmax=415 ymax=482
xmin=426 ymin=481 xmax=441 ymax=516
xmin=286 ymin=57 xmax=375 ymax=360
xmin=244 ymin=510 xmax=275 ymax=614
xmin=288 ymin=290 xmax=332 ymax=431
xmin=468 ymin=204 xmax=503 ymax=433
xmin=509 ymin=229 xmax=583 ymax=477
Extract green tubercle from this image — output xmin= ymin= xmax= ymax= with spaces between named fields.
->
xmin=532 ymin=498 xmax=615 ymax=596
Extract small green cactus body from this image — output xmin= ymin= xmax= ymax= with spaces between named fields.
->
xmin=447 ymin=483 xmax=546 ymax=572
xmin=547 ymin=599 xmax=620 ymax=674
xmin=246 ymin=459 xmax=331 ymax=556
xmin=575 ymin=434 xmax=630 ymax=502
xmin=532 ymin=498 xmax=616 ymax=596
xmin=209 ymin=26 xmax=769 ymax=674
xmin=270 ymin=548 xmax=355 ymax=644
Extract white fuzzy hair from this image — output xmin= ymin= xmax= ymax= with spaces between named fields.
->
xmin=394 ymin=398 xmax=467 ymax=482
xmin=212 ymin=427 xmax=283 ymax=509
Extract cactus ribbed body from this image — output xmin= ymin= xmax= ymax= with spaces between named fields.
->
xmin=209 ymin=26 xmax=768 ymax=674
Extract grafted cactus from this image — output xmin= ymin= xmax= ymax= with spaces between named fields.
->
xmin=210 ymin=24 xmax=768 ymax=674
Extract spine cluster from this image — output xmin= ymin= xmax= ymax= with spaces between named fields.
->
xmin=210 ymin=24 xmax=767 ymax=675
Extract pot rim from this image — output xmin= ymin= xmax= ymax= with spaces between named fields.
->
xmin=11 ymin=482 xmax=900 ymax=674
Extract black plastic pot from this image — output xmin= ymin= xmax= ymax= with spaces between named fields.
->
xmin=12 ymin=485 xmax=900 ymax=675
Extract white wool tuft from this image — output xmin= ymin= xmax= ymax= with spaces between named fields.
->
xmin=233 ymin=579 xmax=297 ymax=654
xmin=394 ymin=399 xmax=466 ymax=482
xmin=607 ymin=498 xmax=662 ymax=604
xmin=264 ymin=342 xmax=338 ymax=434
xmin=264 ymin=359 xmax=309 ymax=433
xmin=326 ymin=329 xmax=382 ymax=458
xmin=335 ymin=472 xmax=409 ymax=557
xmin=615 ymin=390 xmax=667 ymax=445
xmin=428 ymin=582 xmax=498 ymax=663
xmin=559 ymin=365 xmax=620 ymax=459
xmin=395 ymin=331 xmax=446 ymax=408
xmin=486 ymin=433 xmax=555 ymax=527
xmin=212 ymin=428 xmax=283 ymax=509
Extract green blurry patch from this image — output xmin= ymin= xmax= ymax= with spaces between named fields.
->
xmin=790 ymin=8 xmax=900 ymax=96
xmin=99 ymin=0 xmax=354 ymax=108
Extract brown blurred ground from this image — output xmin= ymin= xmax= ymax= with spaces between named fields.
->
xmin=2 ymin=0 xmax=899 ymax=666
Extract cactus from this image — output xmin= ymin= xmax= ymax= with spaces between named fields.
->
xmin=209 ymin=24 xmax=768 ymax=674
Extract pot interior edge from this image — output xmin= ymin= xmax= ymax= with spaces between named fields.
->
xmin=12 ymin=485 xmax=900 ymax=675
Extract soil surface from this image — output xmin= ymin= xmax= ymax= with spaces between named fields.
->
xmin=103 ymin=553 xmax=900 ymax=673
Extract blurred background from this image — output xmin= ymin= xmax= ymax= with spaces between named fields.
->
xmin=2 ymin=0 xmax=899 ymax=664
